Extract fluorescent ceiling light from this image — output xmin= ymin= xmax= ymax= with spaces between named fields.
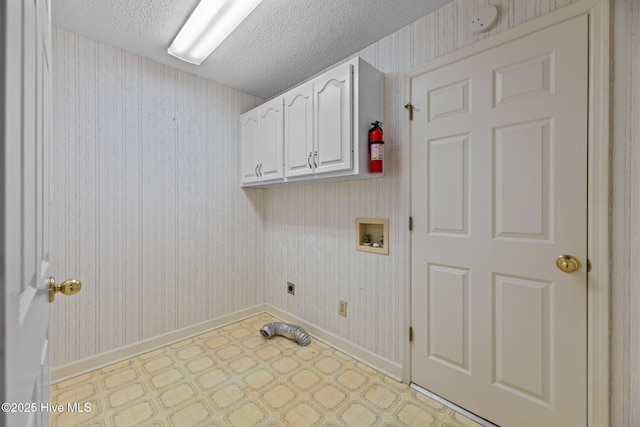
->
xmin=168 ymin=0 xmax=263 ymax=65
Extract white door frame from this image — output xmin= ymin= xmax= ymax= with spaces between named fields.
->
xmin=400 ymin=1 xmax=610 ymax=426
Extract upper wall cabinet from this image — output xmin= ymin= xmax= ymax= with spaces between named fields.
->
xmin=241 ymin=97 xmax=284 ymax=185
xmin=241 ymin=57 xmax=383 ymax=188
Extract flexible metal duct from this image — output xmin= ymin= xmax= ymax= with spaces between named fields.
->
xmin=260 ymin=322 xmax=311 ymax=346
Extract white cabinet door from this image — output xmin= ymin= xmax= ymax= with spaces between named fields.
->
xmin=314 ymin=63 xmax=353 ymax=174
xmin=258 ymin=98 xmax=284 ymax=182
xmin=284 ymin=82 xmax=314 ymax=178
xmin=240 ymin=110 xmax=260 ymax=184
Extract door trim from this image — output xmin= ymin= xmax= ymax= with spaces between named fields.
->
xmin=400 ymin=1 xmax=610 ymax=426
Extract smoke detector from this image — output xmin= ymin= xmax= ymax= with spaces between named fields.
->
xmin=470 ymin=5 xmax=498 ymax=33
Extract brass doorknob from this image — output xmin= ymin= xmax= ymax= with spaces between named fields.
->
xmin=555 ymin=255 xmax=581 ymax=273
xmin=49 ymin=276 xmax=82 ymax=303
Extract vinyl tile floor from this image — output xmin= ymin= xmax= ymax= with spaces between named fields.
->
xmin=50 ymin=313 xmax=482 ymax=426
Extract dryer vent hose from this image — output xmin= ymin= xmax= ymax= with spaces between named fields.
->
xmin=260 ymin=322 xmax=311 ymax=346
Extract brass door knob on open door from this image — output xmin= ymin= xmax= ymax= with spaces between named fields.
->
xmin=555 ymin=255 xmax=581 ymax=273
xmin=49 ymin=276 xmax=82 ymax=303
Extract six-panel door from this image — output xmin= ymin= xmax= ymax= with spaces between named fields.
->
xmin=410 ymin=15 xmax=588 ymax=427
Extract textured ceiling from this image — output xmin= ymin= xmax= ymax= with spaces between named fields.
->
xmin=52 ymin=0 xmax=450 ymax=99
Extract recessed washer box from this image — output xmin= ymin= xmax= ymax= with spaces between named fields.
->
xmin=355 ymin=218 xmax=389 ymax=255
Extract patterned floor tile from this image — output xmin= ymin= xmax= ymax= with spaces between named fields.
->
xmin=311 ymin=384 xmax=348 ymax=411
xmin=50 ymin=314 xmax=483 ymax=426
xmin=281 ymin=401 xmax=324 ymax=426
xmin=185 ymin=356 xmax=216 ymax=374
xmin=195 ymin=367 xmax=230 ymax=390
xmin=338 ymin=401 xmax=381 ymax=426
xmin=242 ymin=368 xmax=276 ymax=391
xmin=261 ymin=384 xmax=298 ymax=410
xmin=167 ymin=400 xmax=211 ymax=427
xmin=149 ymin=368 xmax=185 ymax=390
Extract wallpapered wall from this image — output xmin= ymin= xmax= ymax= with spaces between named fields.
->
xmin=50 ymin=0 xmax=581 ymax=368
xmin=611 ymin=0 xmax=640 ymax=425
xmin=263 ymin=0 xmax=579 ymax=366
xmin=51 ymin=1 xmax=640 ymax=424
xmin=50 ymin=29 xmax=264 ymax=367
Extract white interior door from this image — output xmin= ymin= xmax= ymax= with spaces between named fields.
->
xmin=410 ymin=15 xmax=587 ymax=427
xmin=2 ymin=0 xmax=53 ymax=425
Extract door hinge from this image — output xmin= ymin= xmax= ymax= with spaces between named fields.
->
xmin=409 ymin=326 xmax=414 ymax=342
xmin=409 ymin=216 xmax=413 ymax=231
xmin=404 ymin=103 xmax=414 ymax=121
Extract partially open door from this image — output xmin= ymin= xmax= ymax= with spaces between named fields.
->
xmin=2 ymin=0 xmax=80 ymax=425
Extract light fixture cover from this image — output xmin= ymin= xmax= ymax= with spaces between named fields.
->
xmin=168 ymin=0 xmax=263 ymax=65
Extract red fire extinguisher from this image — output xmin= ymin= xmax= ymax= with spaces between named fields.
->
xmin=369 ymin=121 xmax=384 ymax=174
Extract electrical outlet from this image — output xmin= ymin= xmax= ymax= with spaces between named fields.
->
xmin=287 ymin=282 xmax=295 ymax=295
xmin=339 ymin=300 xmax=347 ymax=317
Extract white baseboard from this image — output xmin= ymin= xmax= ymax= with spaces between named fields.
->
xmin=50 ymin=304 xmax=267 ymax=383
xmin=51 ymin=303 xmax=404 ymax=384
xmin=265 ymin=304 xmax=403 ymax=381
